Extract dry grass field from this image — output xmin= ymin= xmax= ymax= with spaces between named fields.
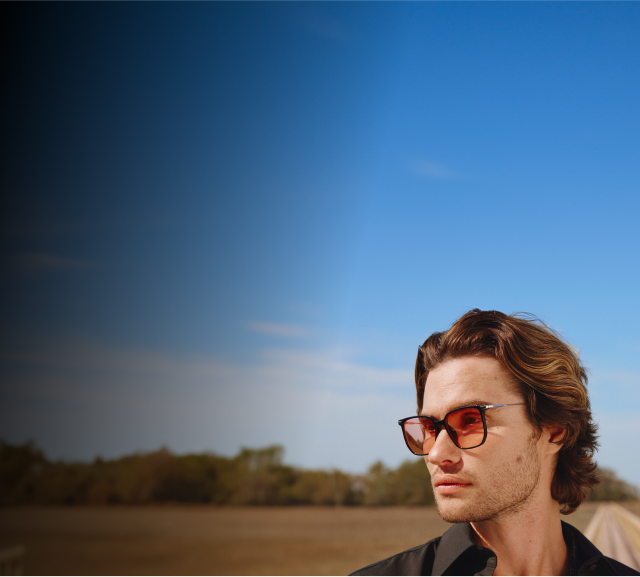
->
xmin=0 ymin=503 xmax=602 ymax=575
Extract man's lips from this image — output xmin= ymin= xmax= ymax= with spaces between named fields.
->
xmin=434 ymin=476 xmax=472 ymax=495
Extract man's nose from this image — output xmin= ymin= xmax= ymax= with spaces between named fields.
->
xmin=427 ymin=426 xmax=462 ymax=466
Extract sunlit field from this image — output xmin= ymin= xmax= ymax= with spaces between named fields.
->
xmin=0 ymin=503 xmax=605 ymax=576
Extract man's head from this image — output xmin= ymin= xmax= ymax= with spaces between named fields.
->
xmin=414 ymin=309 xmax=598 ymax=520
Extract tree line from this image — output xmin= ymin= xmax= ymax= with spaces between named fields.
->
xmin=1 ymin=440 xmax=637 ymax=506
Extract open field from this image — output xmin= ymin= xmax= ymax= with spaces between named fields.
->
xmin=0 ymin=503 xmax=605 ymax=575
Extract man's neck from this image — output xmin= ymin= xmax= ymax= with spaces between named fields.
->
xmin=469 ymin=499 xmax=568 ymax=576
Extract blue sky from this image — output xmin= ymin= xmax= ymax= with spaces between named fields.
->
xmin=2 ymin=3 xmax=640 ymax=483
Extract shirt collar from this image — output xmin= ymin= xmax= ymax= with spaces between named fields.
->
xmin=561 ymin=521 xmax=618 ymax=576
xmin=432 ymin=521 xmax=608 ymax=576
xmin=432 ymin=522 xmax=496 ymax=576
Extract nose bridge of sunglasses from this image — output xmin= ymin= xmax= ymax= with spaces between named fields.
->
xmin=426 ymin=417 xmax=452 ymax=443
xmin=444 ymin=420 xmax=459 ymax=445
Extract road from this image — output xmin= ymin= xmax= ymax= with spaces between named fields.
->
xmin=584 ymin=502 xmax=640 ymax=571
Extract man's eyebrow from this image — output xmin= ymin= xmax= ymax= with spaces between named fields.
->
xmin=420 ymin=400 xmax=493 ymax=417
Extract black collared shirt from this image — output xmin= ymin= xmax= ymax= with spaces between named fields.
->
xmin=351 ymin=521 xmax=640 ymax=576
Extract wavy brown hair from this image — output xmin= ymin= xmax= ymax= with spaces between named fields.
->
xmin=415 ymin=309 xmax=599 ymax=514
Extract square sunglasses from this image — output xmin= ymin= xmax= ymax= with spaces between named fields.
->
xmin=398 ymin=403 xmax=525 ymax=455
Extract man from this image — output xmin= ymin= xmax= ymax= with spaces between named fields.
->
xmin=352 ymin=309 xmax=639 ymax=576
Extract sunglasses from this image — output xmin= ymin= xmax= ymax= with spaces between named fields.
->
xmin=398 ymin=403 xmax=525 ymax=455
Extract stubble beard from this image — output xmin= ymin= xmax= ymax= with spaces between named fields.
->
xmin=433 ymin=435 xmax=541 ymax=524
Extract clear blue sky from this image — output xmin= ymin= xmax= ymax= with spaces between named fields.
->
xmin=2 ymin=3 xmax=640 ymax=483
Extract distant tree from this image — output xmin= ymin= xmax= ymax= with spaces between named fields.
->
xmin=362 ymin=461 xmax=395 ymax=506
xmin=232 ymin=445 xmax=293 ymax=505
xmin=0 ymin=440 xmax=47 ymax=505
xmin=236 ymin=445 xmax=284 ymax=470
xmin=286 ymin=469 xmax=361 ymax=506
xmin=587 ymin=466 xmax=639 ymax=502
xmin=1 ymin=440 xmax=635 ymax=507
xmin=389 ymin=459 xmax=435 ymax=506
xmin=361 ymin=459 xmax=435 ymax=506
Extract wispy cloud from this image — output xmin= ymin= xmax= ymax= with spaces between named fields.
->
xmin=248 ymin=321 xmax=311 ymax=338
xmin=0 ymin=336 xmax=414 ymax=471
xmin=413 ymin=160 xmax=460 ymax=180
xmin=0 ymin=336 xmax=409 ymax=396
xmin=2 ymin=252 xmax=95 ymax=272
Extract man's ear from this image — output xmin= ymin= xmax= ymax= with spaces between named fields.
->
xmin=543 ymin=425 xmax=565 ymax=454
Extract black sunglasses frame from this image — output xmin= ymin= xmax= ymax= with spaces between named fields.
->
xmin=398 ymin=403 xmax=525 ymax=455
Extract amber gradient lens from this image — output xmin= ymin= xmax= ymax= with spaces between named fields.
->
xmin=402 ymin=417 xmax=437 ymax=455
xmin=445 ymin=407 xmax=485 ymax=449
xmin=401 ymin=407 xmax=486 ymax=455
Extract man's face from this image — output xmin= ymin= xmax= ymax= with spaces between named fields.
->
xmin=422 ymin=355 xmax=544 ymax=523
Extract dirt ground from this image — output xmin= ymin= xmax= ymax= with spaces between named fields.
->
xmin=0 ymin=503 xmax=602 ymax=575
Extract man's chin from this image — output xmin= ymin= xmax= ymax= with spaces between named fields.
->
xmin=434 ymin=493 xmax=477 ymax=524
